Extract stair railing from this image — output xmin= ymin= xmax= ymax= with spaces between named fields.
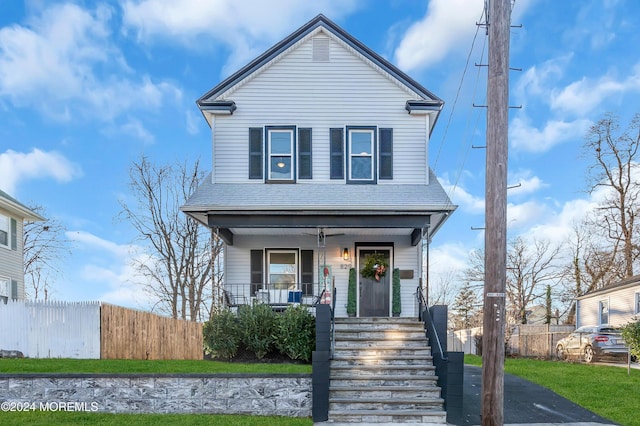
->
xmin=416 ymin=285 xmax=446 ymax=361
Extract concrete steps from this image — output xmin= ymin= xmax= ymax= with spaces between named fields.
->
xmin=322 ymin=317 xmax=446 ymax=425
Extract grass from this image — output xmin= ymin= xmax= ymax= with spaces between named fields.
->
xmin=0 ymin=412 xmax=313 ymax=426
xmin=0 ymin=358 xmax=312 ymax=374
xmin=466 ymin=354 xmax=640 ymax=426
xmin=0 ymin=358 xmax=312 ymax=425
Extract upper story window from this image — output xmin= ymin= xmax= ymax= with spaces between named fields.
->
xmin=268 ymin=128 xmax=294 ymax=181
xmin=249 ymin=127 xmax=312 ymax=182
xmin=0 ymin=214 xmax=11 ymax=249
xmin=348 ymin=127 xmax=375 ymax=182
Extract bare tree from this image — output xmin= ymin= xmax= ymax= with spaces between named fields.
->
xmin=429 ymin=269 xmax=459 ymax=307
xmin=584 ymin=113 xmax=640 ymax=278
xmin=119 ymin=156 xmax=223 ymax=321
xmin=23 ymin=206 xmax=70 ymax=300
xmin=506 ymin=237 xmax=562 ymax=324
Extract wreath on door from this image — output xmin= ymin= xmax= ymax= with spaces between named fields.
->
xmin=360 ymin=253 xmax=389 ymax=281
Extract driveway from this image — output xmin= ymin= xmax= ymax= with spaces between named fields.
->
xmin=459 ymin=365 xmax=618 ymax=425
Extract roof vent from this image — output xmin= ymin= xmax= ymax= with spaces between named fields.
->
xmin=312 ymin=37 xmax=330 ymax=62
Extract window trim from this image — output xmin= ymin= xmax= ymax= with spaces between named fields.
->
xmin=266 ymin=249 xmax=299 ymax=290
xmin=265 ymin=126 xmax=296 ymax=183
xmin=0 ymin=213 xmax=10 ymax=249
xmin=599 ymin=299 xmax=609 ymax=325
xmin=0 ymin=276 xmax=9 ymax=300
xmin=635 ymin=292 xmax=640 ymax=315
xmin=346 ymin=126 xmax=377 ymax=184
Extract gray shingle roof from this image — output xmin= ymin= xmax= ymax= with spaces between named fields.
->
xmin=183 ymin=170 xmax=455 ymax=214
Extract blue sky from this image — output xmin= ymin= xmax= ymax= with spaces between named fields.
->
xmin=2 ymin=0 xmax=640 ymax=309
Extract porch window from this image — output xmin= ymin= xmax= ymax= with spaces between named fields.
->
xmin=347 ymin=127 xmax=375 ymax=183
xmin=635 ymin=292 xmax=640 ymax=315
xmin=268 ymin=250 xmax=298 ymax=290
xmin=599 ymin=300 xmax=609 ymax=325
xmin=267 ymin=127 xmax=295 ymax=182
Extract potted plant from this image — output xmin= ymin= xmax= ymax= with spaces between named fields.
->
xmin=392 ymin=268 xmax=401 ymax=317
xmin=346 ymin=268 xmax=357 ymax=317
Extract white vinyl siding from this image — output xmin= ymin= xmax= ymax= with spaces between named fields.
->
xmin=0 ymin=209 xmax=25 ymax=301
xmin=577 ymin=282 xmax=640 ymax=328
xmin=210 ymin=34 xmax=428 ymax=184
xmin=227 ymin=233 xmax=421 ymax=317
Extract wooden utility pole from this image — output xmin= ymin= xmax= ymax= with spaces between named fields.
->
xmin=482 ymin=0 xmax=510 ymax=425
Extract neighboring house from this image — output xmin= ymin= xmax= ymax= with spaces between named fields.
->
xmin=576 ymin=275 xmax=640 ymax=328
xmin=182 ymin=15 xmax=456 ymax=318
xmin=0 ymin=189 xmax=46 ymax=303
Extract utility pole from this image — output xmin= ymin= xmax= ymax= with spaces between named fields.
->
xmin=482 ymin=0 xmax=510 ymax=425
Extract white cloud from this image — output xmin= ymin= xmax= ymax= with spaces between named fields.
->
xmin=507 ymin=169 xmax=547 ymax=197
xmin=0 ymin=3 xmax=182 ymax=121
xmin=440 ymin=174 xmax=485 ymax=215
xmin=121 ymin=118 xmax=155 ymax=144
xmin=550 ymin=64 xmax=640 ymax=116
xmin=394 ymin=0 xmax=483 ymax=72
xmin=510 ymin=116 xmax=591 ymax=153
xmin=0 ymin=148 xmax=82 ymax=195
xmin=121 ymin=0 xmax=360 ymax=75
xmin=67 ymin=230 xmax=154 ymax=310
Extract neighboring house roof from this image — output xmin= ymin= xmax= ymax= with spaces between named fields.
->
xmin=577 ymin=275 xmax=640 ymax=300
xmin=197 ymin=14 xmax=444 ymax=134
xmin=0 ymin=189 xmax=46 ymax=222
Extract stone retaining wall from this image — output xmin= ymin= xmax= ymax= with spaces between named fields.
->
xmin=0 ymin=373 xmax=312 ymax=417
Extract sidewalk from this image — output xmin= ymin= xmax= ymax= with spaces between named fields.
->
xmin=459 ymin=365 xmax=619 ymax=425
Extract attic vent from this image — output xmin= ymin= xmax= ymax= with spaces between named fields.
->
xmin=312 ymin=37 xmax=330 ymax=62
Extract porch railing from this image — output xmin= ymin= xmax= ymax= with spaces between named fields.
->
xmin=222 ymin=282 xmax=328 ymax=309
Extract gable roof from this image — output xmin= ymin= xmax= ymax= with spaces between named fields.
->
xmin=577 ymin=275 xmax=640 ymax=300
xmin=0 ymin=189 xmax=46 ymax=222
xmin=197 ymin=14 xmax=444 ymax=126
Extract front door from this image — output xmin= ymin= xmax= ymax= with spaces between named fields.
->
xmin=358 ymin=248 xmax=391 ymax=317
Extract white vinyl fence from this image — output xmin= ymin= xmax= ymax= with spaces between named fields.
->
xmin=0 ymin=300 xmax=100 ymax=358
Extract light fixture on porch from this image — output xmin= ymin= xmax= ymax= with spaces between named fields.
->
xmin=342 ymin=247 xmax=350 ymax=261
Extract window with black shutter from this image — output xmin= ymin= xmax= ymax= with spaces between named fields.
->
xmin=330 ymin=128 xmax=344 ymax=179
xmin=298 ymin=128 xmax=312 ymax=179
xmin=379 ymin=128 xmax=393 ymax=180
xmin=249 ymin=128 xmax=263 ymax=179
xmin=300 ymin=250 xmax=314 ymax=295
xmin=250 ymin=249 xmax=264 ymax=295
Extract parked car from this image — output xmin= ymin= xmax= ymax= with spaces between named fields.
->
xmin=556 ymin=325 xmax=630 ymax=363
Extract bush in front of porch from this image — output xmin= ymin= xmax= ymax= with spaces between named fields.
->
xmin=203 ymin=304 xmax=315 ymax=363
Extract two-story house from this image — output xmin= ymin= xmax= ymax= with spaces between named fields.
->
xmin=0 ymin=189 xmax=45 ymax=303
xmin=182 ymin=14 xmax=456 ymax=318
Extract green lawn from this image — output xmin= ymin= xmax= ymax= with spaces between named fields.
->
xmin=466 ymin=355 xmax=640 ymax=426
xmin=0 ymin=412 xmax=312 ymax=426
xmin=0 ymin=358 xmax=311 ymax=374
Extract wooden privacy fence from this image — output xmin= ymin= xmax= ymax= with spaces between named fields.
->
xmin=509 ymin=324 xmax=575 ymax=358
xmin=0 ymin=300 xmax=203 ymax=359
xmin=449 ymin=324 xmax=575 ymax=358
xmin=100 ymin=303 xmax=203 ymax=360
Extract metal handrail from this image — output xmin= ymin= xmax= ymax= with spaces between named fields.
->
xmin=416 ymin=285 xmax=447 ymax=361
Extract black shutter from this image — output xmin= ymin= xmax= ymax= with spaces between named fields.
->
xmin=10 ymin=218 xmax=17 ymax=250
xmin=298 ymin=128 xmax=312 ymax=179
xmin=379 ymin=128 xmax=393 ymax=180
xmin=249 ymin=128 xmax=263 ymax=179
xmin=250 ymin=249 xmax=264 ymax=295
xmin=330 ymin=128 xmax=344 ymax=179
xmin=11 ymin=279 xmax=18 ymax=300
xmin=301 ymin=250 xmax=314 ymax=296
